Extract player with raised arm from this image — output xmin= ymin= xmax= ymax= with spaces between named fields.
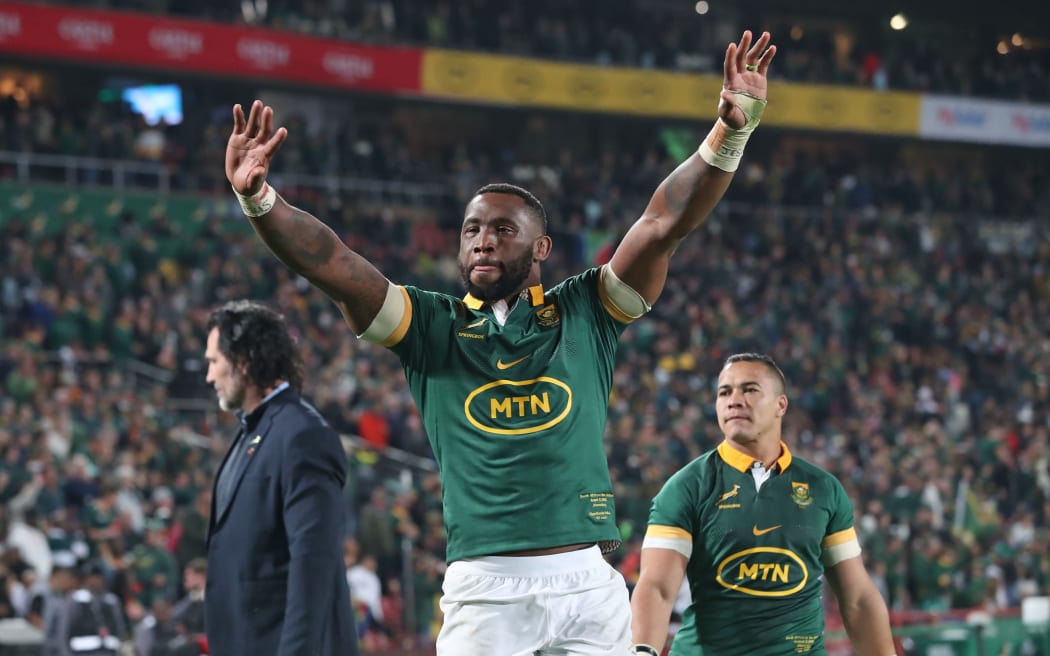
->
xmin=225 ymin=31 xmax=776 ymax=656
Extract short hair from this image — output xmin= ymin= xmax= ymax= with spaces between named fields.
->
xmin=186 ymin=558 xmax=208 ymax=575
xmin=723 ymin=352 xmax=787 ymax=393
xmin=473 ymin=183 xmax=548 ymax=233
xmin=207 ymin=300 xmax=303 ymax=391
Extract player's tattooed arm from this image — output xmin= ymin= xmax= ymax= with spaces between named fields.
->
xmin=606 ymin=152 xmax=733 ymax=304
xmin=256 ymin=206 xmax=336 ymax=269
xmin=661 ymin=162 xmax=699 ymax=216
xmin=606 ymin=30 xmax=773 ymax=306
xmin=226 ymin=99 xmax=390 ymax=332
xmin=657 ymin=155 xmax=725 ymax=232
xmin=249 ymin=200 xmax=389 ymax=333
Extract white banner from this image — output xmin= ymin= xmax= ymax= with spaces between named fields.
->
xmin=919 ymin=95 xmax=1050 ymax=147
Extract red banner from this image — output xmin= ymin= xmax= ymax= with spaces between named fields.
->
xmin=0 ymin=2 xmax=421 ymax=93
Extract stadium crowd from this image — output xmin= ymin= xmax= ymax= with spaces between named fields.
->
xmin=4 ymin=88 xmax=1048 ymax=224
xmin=33 ymin=0 xmax=1050 ymax=100
xmin=1 ymin=88 xmax=1049 ymax=652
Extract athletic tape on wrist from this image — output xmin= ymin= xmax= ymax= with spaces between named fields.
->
xmin=630 ymin=645 xmax=660 ymax=656
xmin=233 ymin=182 xmax=277 ymax=217
xmin=698 ymin=90 xmax=767 ymax=172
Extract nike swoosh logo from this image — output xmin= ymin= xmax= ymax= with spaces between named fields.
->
xmin=752 ymin=525 xmax=782 ymax=536
xmin=496 ymin=355 xmax=531 ymax=370
xmin=465 ymin=318 xmax=487 ymax=329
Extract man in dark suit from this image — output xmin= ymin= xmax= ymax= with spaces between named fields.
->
xmin=202 ymin=300 xmax=359 ymax=656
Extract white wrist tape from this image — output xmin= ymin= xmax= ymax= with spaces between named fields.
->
xmin=698 ymin=90 xmax=767 ymax=172
xmin=233 ymin=182 xmax=277 ymax=217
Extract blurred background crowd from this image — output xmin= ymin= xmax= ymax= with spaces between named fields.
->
xmin=1 ymin=0 xmax=1049 ymax=654
xmin=44 ymin=0 xmax=1050 ymax=100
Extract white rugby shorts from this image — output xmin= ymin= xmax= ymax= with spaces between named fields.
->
xmin=437 ymin=545 xmax=632 ymax=655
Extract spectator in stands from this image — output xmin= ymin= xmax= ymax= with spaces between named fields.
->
xmin=36 ymin=564 xmax=78 ymax=655
xmin=172 ymin=490 xmax=209 ymax=574
xmin=127 ymin=519 xmax=177 ymax=611
xmin=171 ymin=558 xmax=206 ymax=637
xmin=348 ymin=554 xmax=384 ymax=637
xmin=356 ymin=486 xmax=398 ymax=578
xmin=53 ymin=561 xmax=127 ymax=656
xmin=132 ymin=598 xmax=178 ymax=656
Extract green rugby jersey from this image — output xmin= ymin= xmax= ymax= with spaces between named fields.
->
xmin=388 ymin=267 xmax=633 ymax=562
xmin=646 ymin=442 xmax=858 ymax=656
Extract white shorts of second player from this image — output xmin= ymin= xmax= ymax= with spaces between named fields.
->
xmin=437 ymin=545 xmax=632 ymax=656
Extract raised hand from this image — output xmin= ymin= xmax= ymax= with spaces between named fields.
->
xmin=719 ymin=31 xmax=777 ymax=129
xmin=226 ymin=100 xmax=288 ymax=196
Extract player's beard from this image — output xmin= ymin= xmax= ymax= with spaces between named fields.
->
xmin=461 ymin=248 xmax=534 ymax=303
xmin=217 ymin=372 xmax=247 ymax=413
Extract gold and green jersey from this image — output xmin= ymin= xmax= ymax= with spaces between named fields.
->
xmin=646 ymin=441 xmax=859 ymax=656
xmin=388 ymin=267 xmax=634 ymax=562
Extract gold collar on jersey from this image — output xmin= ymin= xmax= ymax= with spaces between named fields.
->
xmin=464 ymin=285 xmax=545 ymax=310
xmin=717 ymin=440 xmax=794 ymax=473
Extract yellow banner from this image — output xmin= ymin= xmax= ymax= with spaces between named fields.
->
xmin=766 ymin=82 xmax=920 ymax=135
xmin=421 ymin=49 xmax=920 ymax=136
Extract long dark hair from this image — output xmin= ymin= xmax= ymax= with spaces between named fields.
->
xmin=206 ymin=300 xmax=303 ymax=391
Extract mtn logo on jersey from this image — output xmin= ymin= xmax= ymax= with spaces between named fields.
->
xmin=464 ymin=377 xmax=572 ymax=435
xmin=715 ymin=547 xmax=809 ymax=597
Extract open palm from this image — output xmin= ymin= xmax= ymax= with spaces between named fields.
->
xmin=225 ymin=100 xmax=288 ymax=196
xmin=719 ymin=31 xmax=777 ymax=129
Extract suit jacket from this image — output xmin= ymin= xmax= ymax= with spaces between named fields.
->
xmin=205 ymin=387 xmax=358 ymax=656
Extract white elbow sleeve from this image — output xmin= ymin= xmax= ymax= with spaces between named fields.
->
xmin=600 ymin=264 xmax=651 ymax=321
xmin=359 ymin=282 xmax=410 ymax=346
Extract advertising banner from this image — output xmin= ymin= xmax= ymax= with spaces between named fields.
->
xmin=9 ymin=2 xmax=1047 ymax=146
xmin=919 ymin=95 xmax=1050 ymax=147
xmin=421 ymin=49 xmax=922 ymax=135
xmin=766 ymin=83 xmax=920 ymax=135
xmin=421 ymin=48 xmax=723 ymax=119
xmin=0 ymin=1 xmax=422 ymax=94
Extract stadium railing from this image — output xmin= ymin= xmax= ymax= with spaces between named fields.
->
xmin=0 ymin=150 xmax=173 ymax=194
xmin=0 ymin=150 xmax=451 ymax=204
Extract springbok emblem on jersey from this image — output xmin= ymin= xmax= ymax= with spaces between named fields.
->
xmin=716 ymin=484 xmax=741 ymax=508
